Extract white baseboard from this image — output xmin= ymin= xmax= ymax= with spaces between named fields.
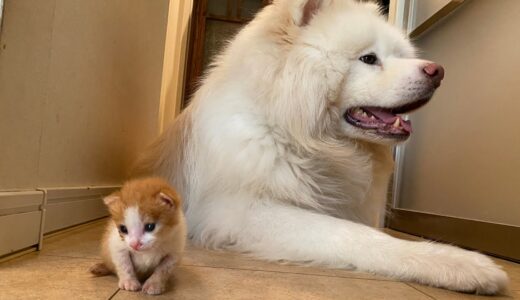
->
xmin=0 ymin=186 xmax=119 ymax=257
xmin=43 ymin=186 xmax=117 ymax=234
xmin=0 ymin=191 xmax=44 ymax=256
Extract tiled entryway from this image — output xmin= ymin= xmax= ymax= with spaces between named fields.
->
xmin=0 ymin=219 xmax=518 ymax=299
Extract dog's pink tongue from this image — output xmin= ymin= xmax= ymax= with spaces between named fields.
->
xmin=363 ymin=107 xmax=412 ymax=133
xmin=363 ymin=108 xmax=398 ymax=123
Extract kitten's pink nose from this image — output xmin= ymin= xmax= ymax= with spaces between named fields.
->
xmin=130 ymin=241 xmax=142 ymax=251
xmin=422 ymin=63 xmax=444 ymax=87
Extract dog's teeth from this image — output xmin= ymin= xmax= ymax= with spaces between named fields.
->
xmin=362 ymin=112 xmax=368 ymax=117
xmin=393 ymin=118 xmax=400 ymax=127
xmin=355 ymin=108 xmax=363 ymax=115
xmin=370 ymin=116 xmax=376 ymax=120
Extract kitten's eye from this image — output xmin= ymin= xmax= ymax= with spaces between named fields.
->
xmin=119 ymin=225 xmax=128 ymax=234
xmin=359 ymin=53 xmax=378 ymax=65
xmin=144 ymin=223 xmax=156 ymax=232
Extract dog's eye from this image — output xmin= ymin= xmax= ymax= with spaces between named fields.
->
xmin=359 ymin=54 xmax=378 ymax=65
xmin=119 ymin=225 xmax=128 ymax=234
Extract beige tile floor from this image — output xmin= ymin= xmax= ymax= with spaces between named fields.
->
xmin=0 ymin=219 xmax=518 ymax=300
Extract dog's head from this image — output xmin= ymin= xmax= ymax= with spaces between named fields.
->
xmin=263 ymin=0 xmax=444 ymax=145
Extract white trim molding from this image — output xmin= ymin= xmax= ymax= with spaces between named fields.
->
xmin=0 ymin=0 xmax=4 ymax=35
xmin=389 ymin=0 xmax=466 ymax=37
xmin=42 ymin=186 xmax=118 ymax=234
xmin=0 ymin=191 xmax=44 ymax=256
xmin=0 ymin=185 xmax=119 ymax=257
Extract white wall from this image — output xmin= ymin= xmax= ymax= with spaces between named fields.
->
xmin=400 ymin=0 xmax=520 ymax=226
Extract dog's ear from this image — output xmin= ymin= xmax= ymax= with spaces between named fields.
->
xmin=289 ymin=0 xmax=332 ymax=26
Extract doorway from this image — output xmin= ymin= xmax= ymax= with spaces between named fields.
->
xmin=183 ymin=0 xmax=271 ymax=108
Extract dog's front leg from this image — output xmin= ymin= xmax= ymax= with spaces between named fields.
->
xmin=193 ymin=199 xmax=508 ymax=294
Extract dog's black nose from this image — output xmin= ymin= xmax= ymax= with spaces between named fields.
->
xmin=423 ymin=63 xmax=445 ymax=87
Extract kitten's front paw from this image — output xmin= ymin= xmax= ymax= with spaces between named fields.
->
xmin=119 ymin=278 xmax=141 ymax=291
xmin=142 ymin=279 xmax=166 ymax=295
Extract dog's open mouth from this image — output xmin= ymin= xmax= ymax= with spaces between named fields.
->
xmin=344 ymin=99 xmax=429 ymax=139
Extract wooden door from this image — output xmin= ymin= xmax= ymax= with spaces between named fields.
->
xmin=183 ymin=0 xmax=271 ymax=108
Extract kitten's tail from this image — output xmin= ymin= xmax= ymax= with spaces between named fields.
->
xmin=89 ymin=263 xmax=112 ymax=277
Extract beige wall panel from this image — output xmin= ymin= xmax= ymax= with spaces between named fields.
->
xmin=37 ymin=0 xmax=169 ymax=187
xmin=400 ymin=0 xmax=520 ymax=226
xmin=0 ymin=0 xmax=57 ymax=189
xmin=0 ymin=1 xmax=192 ymax=239
xmin=0 ymin=0 xmax=171 ymax=189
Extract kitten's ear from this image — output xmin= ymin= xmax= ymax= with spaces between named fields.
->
xmin=289 ymin=0 xmax=332 ymax=26
xmin=157 ymin=191 xmax=180 ymax=209
xmin=103 ymin=192 xmax=120 ymax=206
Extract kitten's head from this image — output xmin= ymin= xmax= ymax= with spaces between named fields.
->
xmin=103 ymin=177 xmax=182 ymax=252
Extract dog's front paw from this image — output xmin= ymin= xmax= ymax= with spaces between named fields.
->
xmin=421 ymin=243 xmax=509 ymax=295
xmin=453 ymin=250 xmax=509 ymax=295
xmin=142 ymin=279 xmax=166 ymax=295
xmin=118 ymin=277 xmax=141 ymax=291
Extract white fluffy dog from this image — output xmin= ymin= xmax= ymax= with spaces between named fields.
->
xmin=134 ymin=0 xmax=508 ymax=294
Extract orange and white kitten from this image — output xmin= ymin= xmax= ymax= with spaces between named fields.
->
xmin=90 ymin=177 xmax=186 ymax=295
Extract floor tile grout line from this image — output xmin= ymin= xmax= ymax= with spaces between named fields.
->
xmin=180 ymin=263 xmax=399 ymax=283
xmin=36 ymin=252 xmax=393 ymax=283
xmin=43 ymin=219 xmax=107 ymax=240
xmin=37 ymin=253 xmax=100 ymax=260
xmin=107 ymin=288 xmax=120 ymax=300
xmin=405 ymin=283 xmax=436 ymax=300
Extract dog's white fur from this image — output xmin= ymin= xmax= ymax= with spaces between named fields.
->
xmin=134 ymin=0 xmax=509 ymax=294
